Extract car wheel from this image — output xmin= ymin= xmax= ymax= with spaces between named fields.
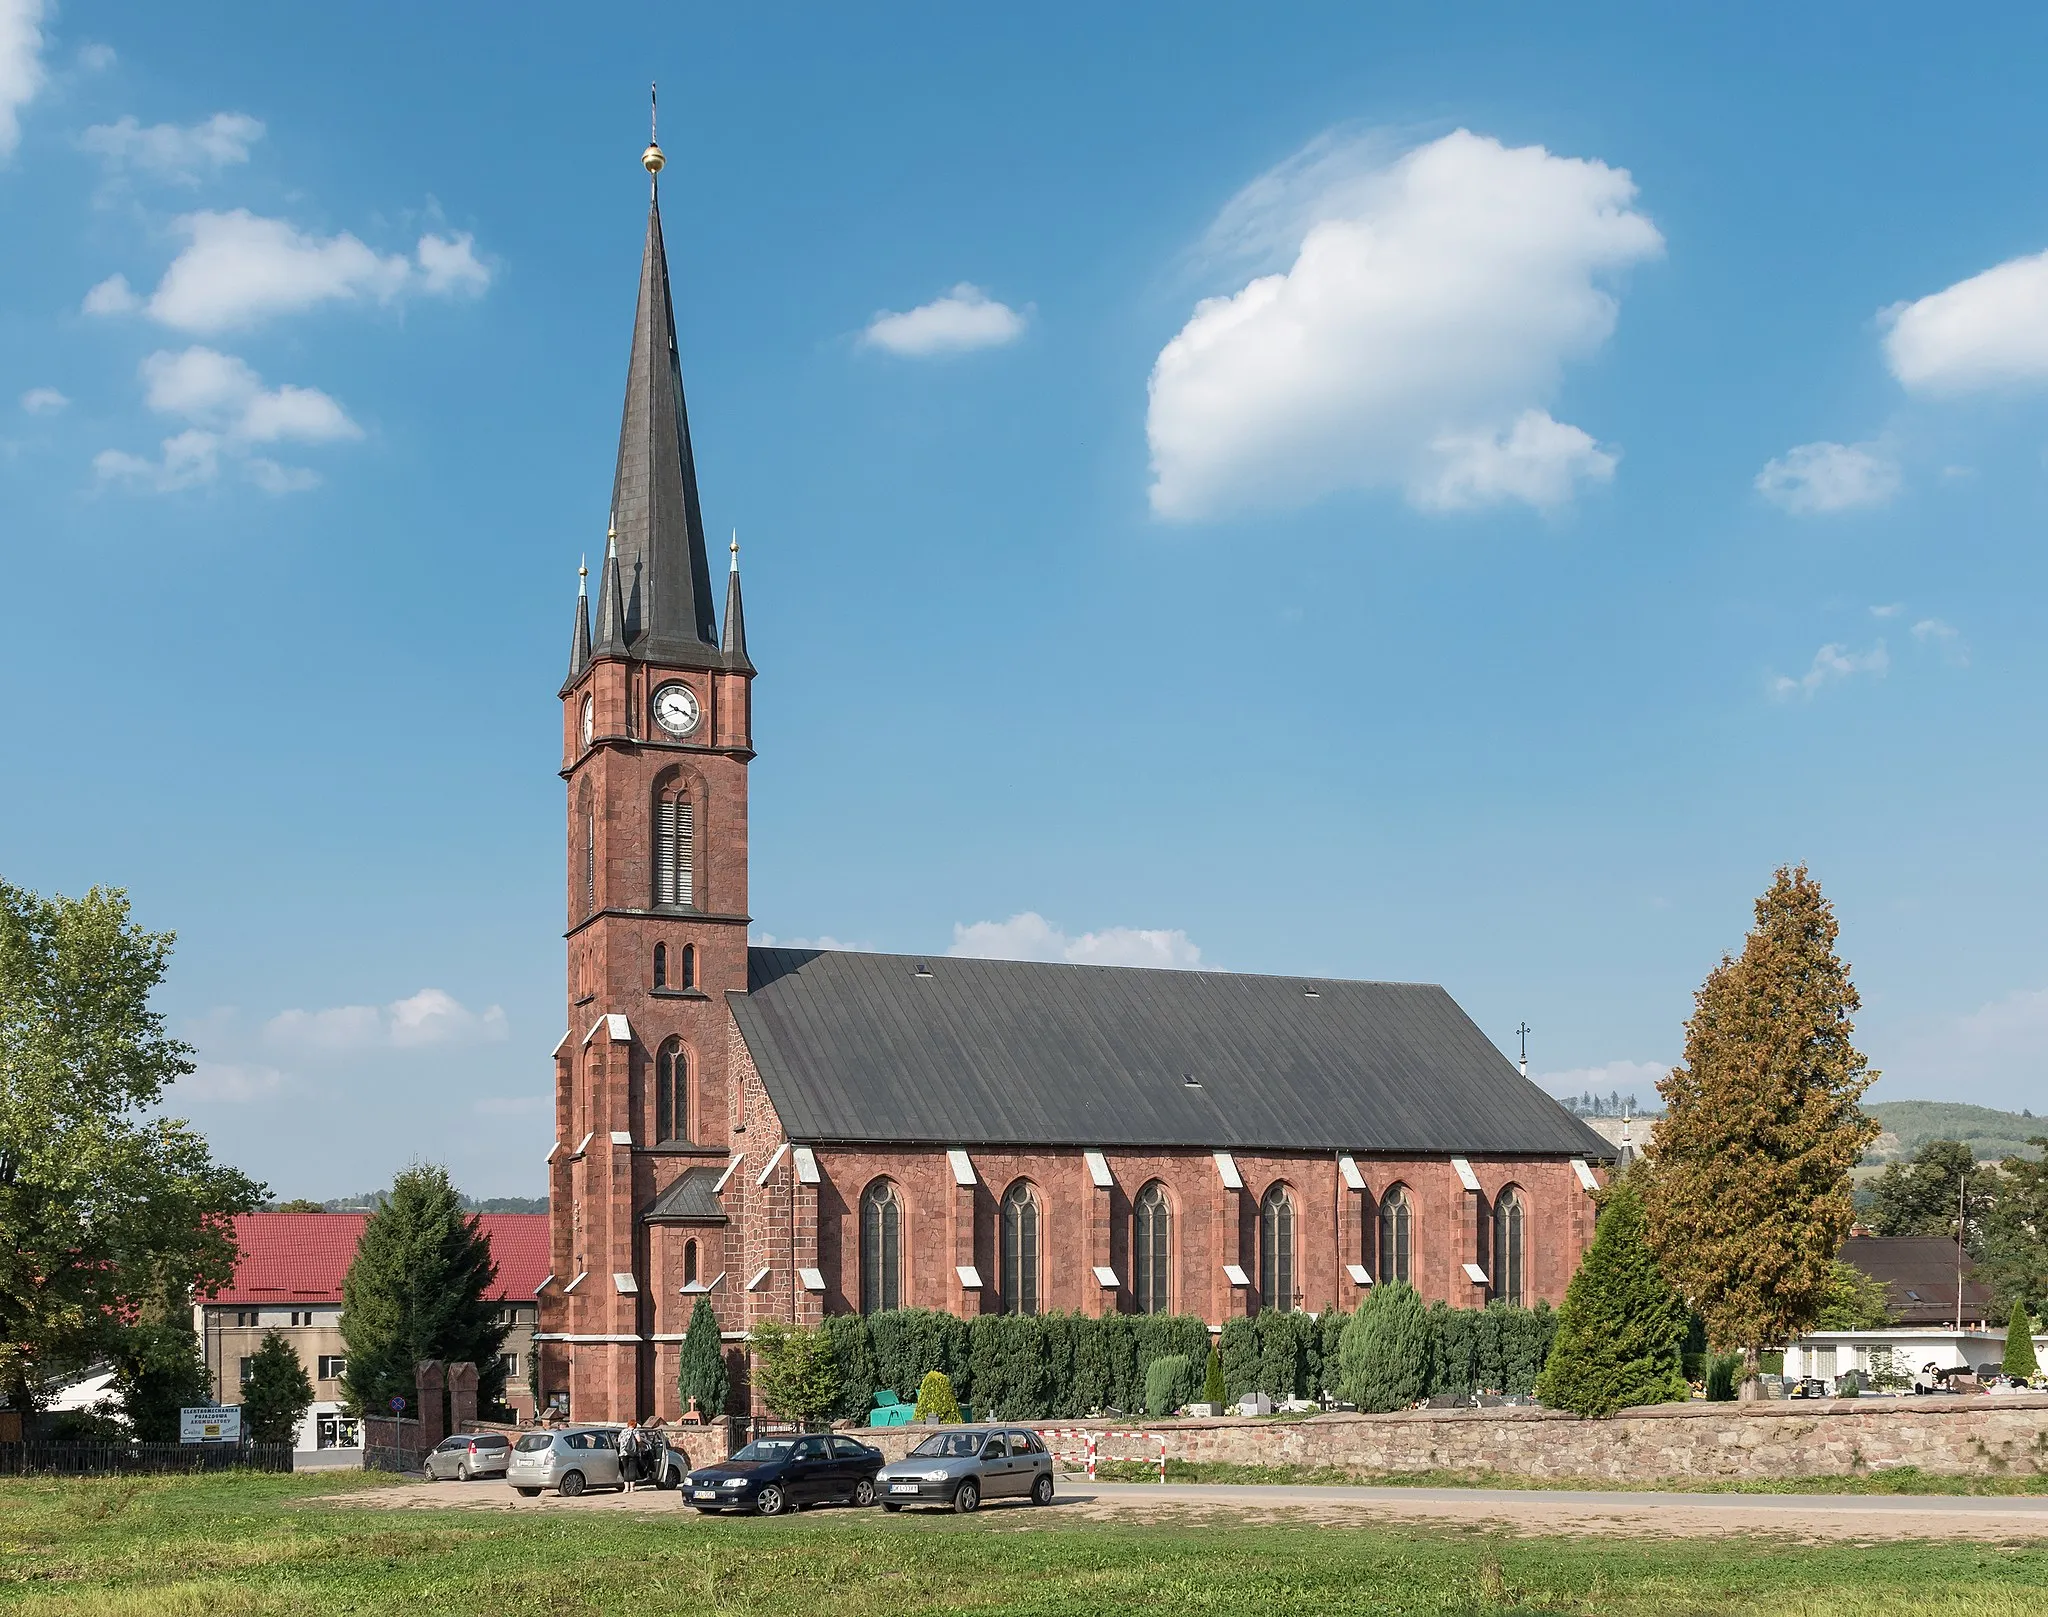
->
xmin=558 ymin=1470 xmax=586 ymax=1498
xmin=1031 ymin=1473 xmax=1055 ymax=1506
xmin=851 ymin=1477 xmax=877 ymax=1508
xmin=515 ymin=1487 xmax=541 ymax=1498
xmin=456 ymin=1462 xmax=471 ymax=1483
xmin=755 ymin=1484 xmax=787 ymax=1517
xmin=881 ymin=1501 xmax=902 ymax=1513
xmin=953 ymin=1479 xmax=980 ymax=1514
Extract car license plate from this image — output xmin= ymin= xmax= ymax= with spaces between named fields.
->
xmin=889 ymin=1483 xmax=919 ymax=1494
xmin=693 ymin=1489 xmax=717 ymax=1500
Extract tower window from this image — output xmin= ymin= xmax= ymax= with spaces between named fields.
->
xmin=683 ymin=1239 xmax=699 ymax=1288
xmin=1492 ymin=1187 xmax=1527 ymax=1308
xmin=655 ymin=796 xmax=694 ymax=908
xmin=1133 ymin=1180 xmax=1172 ymax=1315
xmin=1378 ymin=1185 xmax=1413 ymax=1287
xmin=583 ymin=809 xmax=596 ymax=916
xmin=1000 ymin=1182 xmax=1041 ymax=1316
xmin=1258 ymin=1185 xmax=1295 ymax=1313
xmin=860 ymin=1180 xmax=901 ymax=1314
xmin=681 ymin=943 xmax=696 ymax=990
xmin=655 ymin=1040 xmax=687 ymax=1144
xmin=653 ymin=943 xmax=667 ymax=989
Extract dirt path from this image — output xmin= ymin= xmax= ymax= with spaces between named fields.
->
xmin=341 ymin=1474 xmax=2048 ymax=1542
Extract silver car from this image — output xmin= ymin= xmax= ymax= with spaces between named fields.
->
xmin=422 ymin=1431 xmax=511 ymax=1482
xmin=505 ymin=1426 xmax=625 ymax=1497
xmin=873 ymin=1426 xmax=1055 ymax=1513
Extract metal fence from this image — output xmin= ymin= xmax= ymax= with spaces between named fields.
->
xmin=0 ymin=1441 xmax=294 ymax=1477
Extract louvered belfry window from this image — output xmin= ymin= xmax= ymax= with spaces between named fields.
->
xmin=583 ymin=811 xmax=596 ymax=915
xmin=655 ymin=796 xmax=694 ymax=909
xmin=1133 ymin=1181 xmax=1172 ymax=1315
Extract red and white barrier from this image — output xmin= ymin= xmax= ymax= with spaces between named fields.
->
xmin=1033 ymin=1427 xmax=1167 ymax=1482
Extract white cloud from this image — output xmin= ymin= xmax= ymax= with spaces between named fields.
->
xmin=861 ymin=283 xmax=1026 ymax=356
xmin=1870 ymin=602 xmax=1903 ymax=619
xmin=175 ymin=1061 xmax=286 ymax=1103
xmin=243 ymin=457 xmax=320 ymax=494
xmin=93 ymin=429 xmax=220 ymax=493
xmin=949 ymin=911 xmax=1205 ymax=970
xmin=1535 ymin=1059 xmax=1668 ymax=1098
xmin=1769 ymin=640 xmax=1889 ymax=701
xmin=751 ymin=931 xmax=872 ymax=952
xmin=263 ymin=987 xmax=508 ymax=1053
xmin=76 ymin=41 xmax=114 ymax=72
xmin=1755 ymin=440 xmax=1901 ymax=514
xmin=19 ymin=385 xmax=66 ymax=414
xmin=1885 ymin=249 xmax=2048 ymax=395
xmin=82 ymin=273 xmax=139 ymax=315
xmin=0 ymin=0 xmax=46 ymax=161
xmin=81 ymin=112 xmax=264 ymax=182
xmin=91 ymin=211 xmax=493 ymax=334
xmin=1146 ymin=128 xmax=1662 ymax=520
xmin=1912 ymin=617 xmax=1968 ymax=664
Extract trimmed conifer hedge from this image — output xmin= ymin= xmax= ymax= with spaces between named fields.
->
xmin=815 ymin=1300 xmax=1556 ymax=1423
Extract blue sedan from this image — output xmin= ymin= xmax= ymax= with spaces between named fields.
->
xmin=683 ymin=1434 xmax=884 ymax=1516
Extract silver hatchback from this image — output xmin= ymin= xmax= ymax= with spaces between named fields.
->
xmin=873 ymin=1426 xmax=1055 ymax=1513
xmin=505 ymin=1426 xmax=624 ymax=1497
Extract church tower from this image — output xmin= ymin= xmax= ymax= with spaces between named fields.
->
xmin=542 ymin=127 xmax=756 ymax=1421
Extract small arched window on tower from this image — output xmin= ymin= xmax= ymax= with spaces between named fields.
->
xmin=653 ymin=943 xmax=668 ymax=989
xmin=680 ymin=943 xmax=696 ymax=990
xmin=860 ymin=1180 xmax=901 ymax=1314
xmin=1378 ymin=1185 xmax=1413 ymax=1287
xmin=682 ymin=1239 xmax=699 ymax=1289
xmin=582 ymin=806 xmax=596 ymax=917
xmin=655 ymin=1039 xmax=687 ymax=1144
xmin=1133 ymin=1181 xmax=1172 ymax=1315
xmin=1000 ymin=1182 xmax=1041 ymax=1316
xmin=654 ymin=792 xmax=694 ymax=909
xmin=1259 ymin=1185 xmax=1296 ymax=1313
xmin=1492 ymin=1186 xmax=1527 ymax=1308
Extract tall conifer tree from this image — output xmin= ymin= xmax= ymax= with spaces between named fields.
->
xmin=339 ymin=1165 xmax=509 ymax=1417
xmin=679 ymin=1296 xmax=729 ymax=1417
xmin=1534 ymin=1180 xmax=1689 ymax=1416
xmin=1642 ymin=866 xmax=1878 ymax=1387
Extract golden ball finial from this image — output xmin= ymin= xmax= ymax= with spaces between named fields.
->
xmin=642 ymin=141 xmax=665 ymax=177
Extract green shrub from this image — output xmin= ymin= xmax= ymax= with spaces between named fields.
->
xmin=2005 ymin=1302 xmax=2040 ymax=1380
xmin=752 ymin=1320 xmax=841 ymax=1430
xmin=1144 ymin=1354 xmax=1191 ymax=1418
xmin=1704 ymin=1353 xmax=1741 ymax=1401
xmin=1339 ymin=1282 xmax=1430 ymax=1412
xmin=240 ymin=1329 xmax=313 ymax=1445
xmin=1219 ymin=1316 xmax=1259 ymax=1403
xmin=1202 ymin=1343 xmax=1226 ymax=1407
xmin=913 ymin=1369 xmax=961 ymax=1423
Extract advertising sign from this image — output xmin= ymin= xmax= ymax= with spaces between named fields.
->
xmin=179 ymin=1406 xmax=242 ymax=1444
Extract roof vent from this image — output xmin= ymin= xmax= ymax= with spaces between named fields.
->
xmin=1303 ymin=987 xmax=1321 ymax=999
xmin=913 ymin=961 xmax=933 ymax=979
xmin=1183 ymin=1074 xmax=1202 ymax=1089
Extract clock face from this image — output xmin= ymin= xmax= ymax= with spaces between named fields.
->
xmin=652 ymin=682 xmax=701 ymax=737
xmin=580 ymin=695 xmax=593 ymax=746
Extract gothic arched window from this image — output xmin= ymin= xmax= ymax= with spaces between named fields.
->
xmin=683 ymin=1239 xmax=698 ymax=1288
xmin=1259 ymin=1184 xmax=1296 ymax=1313
xmin=1492 ymin=1186 xmax=1527 ymax=1308
xmin=655 ymin=1040 xmax=687 ymax=1144
xmin=681 ymin=943 xmax=696 ymax=990
xmin=1133 ymin=1181 xmax=1172 ymax=1315
xmin=654 ymin=792 xmax=694 ymax=909
xmin=653 ymin=943 xmax=668 ymax=989
xmin=1000 ymin=1182 xmax=1042 ymax=1316
xmin=1378 ymin=1185 xmax=1413 ymax=1287
xmin=860 ymin=1180 xmax=901 ymax=1315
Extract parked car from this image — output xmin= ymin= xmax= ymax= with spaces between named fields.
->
xmin=422 ymin=1431 xmax=511 ymax=1481
xmin=506 ymin=1427 xmax=624 ymax=1497
xmin=683 ymin=1433 xmax=884 ymax=1516
xmin=873 ymin=1426 xmax=1055 ymax=1514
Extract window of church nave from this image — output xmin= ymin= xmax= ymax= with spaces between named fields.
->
xmin=1000 ymin=1182 xmax=1041 ymax=1316
xmin=860 ymin=1180 xmax=901 ymax=1313
xmin=655 ymin=1040 xmax=688 ymax=1143
xmin=1258 ymin=1185 xmax=1295 ymax=1312
xmin=1491 ymin=1186 xmax=1527 ymax=1308
xmin=1378 ymin=1185 xmax=1413 ymax=1286
xmin=1133 ymin=1181 xmax=1172 ymax=1314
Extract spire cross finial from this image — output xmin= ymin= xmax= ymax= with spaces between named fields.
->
xmin=651 ymin=81 xmax=657 ymax=144
xmin=608 ymin=511 xmax=618 ymax=557
xmin=578 ymin=554 xmax=588 ymax=594
xmin=642 ymin=85 xmax=665 ymax=189
xmin=730 ymin=527 xmax=739 ymax=573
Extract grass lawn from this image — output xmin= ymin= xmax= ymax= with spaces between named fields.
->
xmin=1090 ymin=1459 xmax=2048 ymax=1495
xmin=1 ymin=1471 xmax=2046 ymax=1616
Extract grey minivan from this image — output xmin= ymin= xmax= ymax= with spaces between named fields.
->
xmin=423 ymin=1431 xmax=510 ymax=1481
xmin=505 ymin=1427 xmax=624 ymax=1497
xmin=873 ymin=1427 xmax=1055 ymax=1513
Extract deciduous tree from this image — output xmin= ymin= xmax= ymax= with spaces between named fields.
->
xmin=338 ymin=1165 xmax=508 ymax=1419
xmin=1866 ymin=1140 xmax=1992 ymax=1246
xmin=1813 ymin=1260 xmax=1893 ymax=1331
xmin=0 ymin=881 xmax=262 ymax=1414
xmin=241 ymin=1329 xmax=314 ymax=1445
xmin=1978 ymin=1140 xmax=2048 ymax=1327
xmin=1642 ymin=867 xmax=1878 ymax=1389
xmin=751 ymin=1320 xmax=841 ymax=1430
xmin=108 ymin=1317 xmax=214 ymax=1441
xmin=1534 ymin=1180 xmax=1689 ymax=1416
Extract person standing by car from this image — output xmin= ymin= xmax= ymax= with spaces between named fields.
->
xmin=619 ymin=1418 xmax=646 ymax=1492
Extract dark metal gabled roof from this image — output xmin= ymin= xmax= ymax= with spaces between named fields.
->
xmin=644 ymin=1165 xmax=730 ymax=1223
xmin=609 ymin=189 xmax=721 ymax=663
xmin=730 ymin=949 xmax=1610 ymax=1158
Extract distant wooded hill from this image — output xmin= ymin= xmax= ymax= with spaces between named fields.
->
xmin=1864 ymin=1100 xmax=2045 ymax=1164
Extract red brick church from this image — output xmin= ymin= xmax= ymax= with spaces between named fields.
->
xmin=535 ymin=138 xmax=1613 ymax=1422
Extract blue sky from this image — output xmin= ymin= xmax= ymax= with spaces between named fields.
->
xmin=5 ymin=2 xmax=2048 ymax=1197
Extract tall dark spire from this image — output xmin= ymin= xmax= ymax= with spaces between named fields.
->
xmin=607 ymin=132 xmax=720 ymax=663
xmin=592 ymin=518 xmax=631 ymax=658
xmin=722 ymin=531 xmax=753 ymax=674
xmin=567 ymin=555 xmax=592 ymax=679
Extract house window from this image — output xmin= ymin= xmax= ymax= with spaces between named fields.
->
xmin=318 ymin=1355 xmax=347 ymax=1381
xmin=1491 ymin=1187 xmax=1526 ymax=1308
xmin=1258 ymin=1185 xmax=1295 ymax=1313
xmin=654 ymin=795 xmax=694 ymax=908
xmin=653 ymin=943 xmax=667 ymax=989
xmin=1133 ymin=1181 xmax=1172 ymax=1315
xmin=681 ymin=943 xmax=696 ymax=990
xmin=1000 ymin=1183 xmax=1041 ymax=1316
xmin=860 ymin=1180 xmax=901 ymax=1314
xmin=1378 ymin=1186 xmax=1413 ymax=1287
xmin=238 ymin=1357 xmax=255 ymax=1385
xmin=234 ymin=1310 xmax=259 ymax=1328
xmin=499 ymin=1353 xmax=520 ymax=1380
xmin=655 ymin=1040 xmax=687 ymax=1143
xmin=683 ymin=1239 xmax=699 ymax=1288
